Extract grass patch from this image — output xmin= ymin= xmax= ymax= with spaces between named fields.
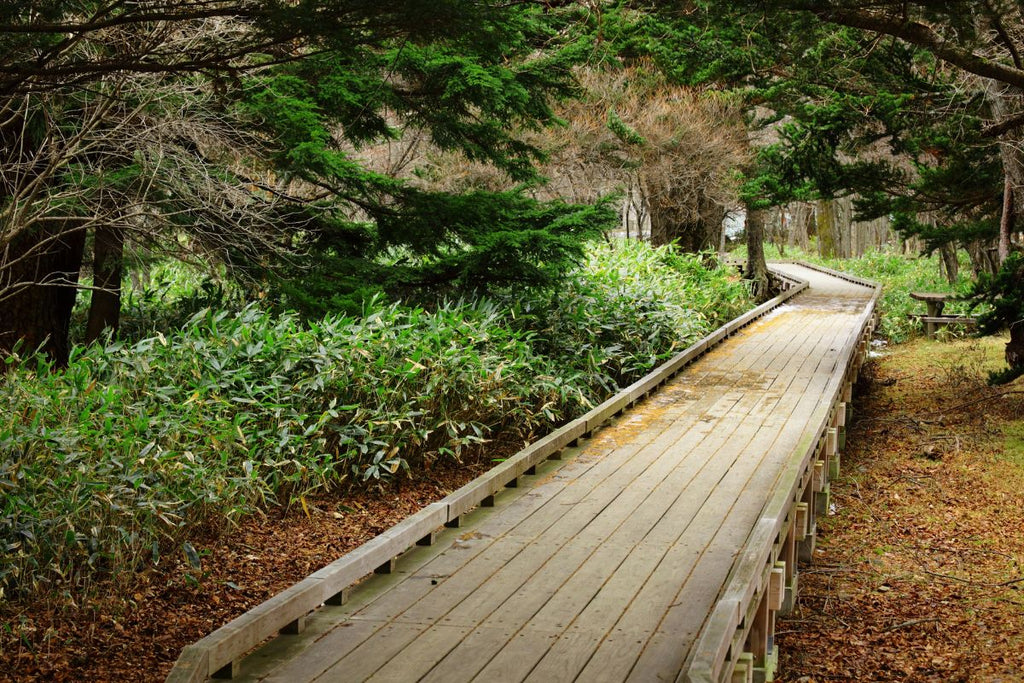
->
xmin=1001 ymin=423 xmax=1024 ymax=469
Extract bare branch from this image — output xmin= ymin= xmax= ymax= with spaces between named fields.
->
xmin=817 ymin=8 xmax=1024 ymax=90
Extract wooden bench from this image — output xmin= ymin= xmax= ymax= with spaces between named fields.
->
xmin=907 ymin=313 xmax=977 ymax=339
xmin=908 ymin=292 xmax=975 ymax=339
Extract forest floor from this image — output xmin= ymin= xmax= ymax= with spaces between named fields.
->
xmin=3 ymin=335 xmax=1023 ymax=682
xmin=777 ymin=334 xmax=1024 ymax=682
xmin=0 ymin=448 xmax=503 ymax=682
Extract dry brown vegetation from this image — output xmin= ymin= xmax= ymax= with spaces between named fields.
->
xmin=362 ymin=65 xmax=750 ymax=250
xmin=778 ymin=336 xmax=1024 ymax=682
xmin=546 ymin=66 xmax=749 ymax=248
xmin=0 ymin=460 xmax=496 ymax=682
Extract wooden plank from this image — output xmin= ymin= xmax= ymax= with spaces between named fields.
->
xmin=372 ymin=325 xmax=786 ymax=679
xmin=768 ymin=563 xmax=786 ymax=612
xmin=165 ymin=645 xmax=207 ymax=683
xmin=311 ymin=503 xmax=447 ymax=603
xmin=402 ymin=389 xmax=760 ymax=634
xmin=680 ymin=268 xmax=878 ymax=680
xmin=678 ymin=600 xmax=740 ymax=683
xmin=442 ymin=418 xmax=586 ymax=520
xmin=411 ymin=341 xmax=784 ymax=680
xmin=254 ymin=619 xmax=389 ymax=683
xmin=312 ymin=622 xmax=430 ymax=681
xmin=190 ymin=579 xmax=326 ymax=679
xmin=420 ymin=624 xmax=563 ymax=682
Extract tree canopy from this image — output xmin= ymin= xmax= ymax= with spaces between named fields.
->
xmin=2 ymin=0 xmax=1023 ymax=365
xmin=0 ymin=1 xmax=615 ymax=363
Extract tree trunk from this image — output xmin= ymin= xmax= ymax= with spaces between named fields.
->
xmin=815 ymin=200 xmax=837 ymax=258
xmin=1000 ymin=173 xmax=1014 ymax=266
xmin=964 ymin=239 xmax=999 ymax=276
xmin=0 ymin=223 xmax=87 ymax=367
xmin=786 ymin=202 xmax=813 ymax=251
xmin=833 ymin=197 xmax=852 ymax=258
xmin=938 ymin=241 xmax=959 ymax=284
xmin=1007 ymin=321 xmax=1024 ymax=370
xmin=695 ymin=196 xmax=726 ymax=253
xmin=745 ymin=206 xmax=770 ymax=301
xmin=85 ymin=225 xmax=124 ymax=344
xmin=988 ymin=82 xmax=1023 ymax=267
xmin=648 ymin=197 xmax=671 ymax=246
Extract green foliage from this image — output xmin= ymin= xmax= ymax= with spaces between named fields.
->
xmin=236 ymin=3 xmax=613 ymax=308
xmin=737 ymin=244 xmax=977 ymax=343
xmin=607 ymin=109 xmax=646 ymax=146
xmin=510 ymin=241 xmax=749 ymax=395
xmin=815 ymin=251 xmax=976 ymax=343
xmin=987 ymin=365 xmax=1024 ymax=386
xmin=71 ymin=261 xmax=247 ymax=345
xmin=601 ymin=1 xmax=1006 ymax=249
xmin=967 ymin=253 xmax=1024 ymax=336
xmin=0 ymin=240 xmax=750 ymax=600
xmin=1 ymin=0 xmax=611 ymax=366
xmin=269 ymin=193 xmax=616 ymax=318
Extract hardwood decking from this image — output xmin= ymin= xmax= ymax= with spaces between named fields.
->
xmin=195 ymin=264 xmax=877 ymax=683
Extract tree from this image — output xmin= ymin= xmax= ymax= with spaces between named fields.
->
xmin=529 ymin=66 xmax=749 ymax=249
xmin=580 ymin=2 xmax=811 ymax=297
xmin=0 ymin=1 xmax=613 ymax=364
xmin=608 ymin=1 xmax=1017 ymax=290
xmin=741 ymin=1 xmax=1024 ymax=270
xmin=1 ymin=1 xmax=302 ymax=363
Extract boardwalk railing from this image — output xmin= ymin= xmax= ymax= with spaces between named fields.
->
xmin=166 ymin=267 xmax=811 ymax=682
xmin=682 ymin=263 xmax=881 ymax=683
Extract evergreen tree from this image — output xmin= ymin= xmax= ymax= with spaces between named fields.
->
xmin=0 ymin=2 xmax=613 ymax=364
xmin=602 ymin=2 xmax=1018 ymax=285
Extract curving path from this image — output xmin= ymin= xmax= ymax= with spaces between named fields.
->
xmin=218 ymin=264 xmax=877 ymax=683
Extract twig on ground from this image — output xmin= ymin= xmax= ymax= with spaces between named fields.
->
xmin=883 ymin=617 xmax=940 ymax=633
xmin=920 ymin=390 xmax=1024 ymax=416
xmin=922 ymin=568 xmax=1024 ymax=588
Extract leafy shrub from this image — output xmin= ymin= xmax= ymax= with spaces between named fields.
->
xmin=512 ymin=241 xmax=749 ymax=394
xmin=0 ymin=240 xmax=751 ymax=599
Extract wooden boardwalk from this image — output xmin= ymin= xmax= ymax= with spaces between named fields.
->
xmin=183 ymin=264 xmax=877 ymax=683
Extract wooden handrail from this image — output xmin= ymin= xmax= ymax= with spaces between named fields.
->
xmin=680 ymin=266 xmax=881 ymax=683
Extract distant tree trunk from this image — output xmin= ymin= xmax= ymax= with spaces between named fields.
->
xmin=786 ymin=202 xmax=813 ymax=251
xmin=85 ymin=225 xmax=124 ymax=344
xmin=670 ymin=197 xmax=726 ymax=252
xmin=1007 ymin=321 xmax=1024 ymax=370
xmin=833 ymin=197 xmax=853 ymax=258
xmin=745 ymin=206 xmax=770 ymax=301
xmin=648 ymin=195 xmax=671 ymax=245
xmin=938 ymin=242 xmax=959 ymax=284
xmin=989 ymin=82 xmax=1023 ymax=268
xmin=815 ymin=200 xmax=837 ymax=258
xmin=0 ymin=223 xmax=87 ymax=367
xmin=999 ymin=173 xmax=1014 ymax=266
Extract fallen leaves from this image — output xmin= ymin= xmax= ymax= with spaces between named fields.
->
xmin=777 ymin=337 xmax=1024 ymax=682
xmin=0 ymin=461 xmax=492 ymax=682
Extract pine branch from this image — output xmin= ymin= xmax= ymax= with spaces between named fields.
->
xmin=816 ymin=8 xmax=1024 ymax=90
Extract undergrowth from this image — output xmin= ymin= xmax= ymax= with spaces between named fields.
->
xmin=0 ymin=240 xmax=749 ymax=602
xmin=736 ymin=244 xmax=977 ymax=342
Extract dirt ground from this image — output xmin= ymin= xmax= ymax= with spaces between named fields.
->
xmin=777 ymin=335 xmax=1024 ymax=682
xmin=0 ymin=459 xmax=495 ymax=682
xmin=3 ymin=336 xmax=1023 ymax=682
